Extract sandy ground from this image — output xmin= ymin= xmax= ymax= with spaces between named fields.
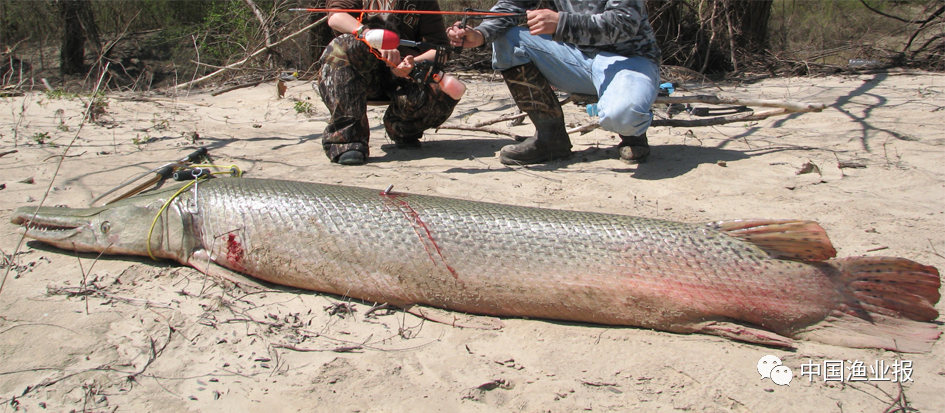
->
xmin=1 ymin=71 xmax=943 ymax=412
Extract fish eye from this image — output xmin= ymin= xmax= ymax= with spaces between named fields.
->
xmin=100 ymin=221 xmax=111 ymax=234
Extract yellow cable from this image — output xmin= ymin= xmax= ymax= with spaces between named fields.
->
xmin=146 ymin=180 xmax=197 ymax=260
xmin=145 ymin=164 xmax=242 ymax=260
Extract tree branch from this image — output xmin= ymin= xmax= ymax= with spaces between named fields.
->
xmin=242 ymin=0 xmax=273 ymax=47
xmin=860 ymin=0 xmax=944 ymax=25
xmin=171 ymin=16 xmax=328 ymax=91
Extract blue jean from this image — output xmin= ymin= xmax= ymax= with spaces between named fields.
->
xmin=492 ymin=27 xmax=659 ymax=137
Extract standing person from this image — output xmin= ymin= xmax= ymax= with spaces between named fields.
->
xmin=317 ymin=0 xmax=463 ymax=165
xmin=447 ymin=0 xmax=660 ymax=165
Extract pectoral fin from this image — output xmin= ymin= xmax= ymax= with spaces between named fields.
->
xmin=186 ymin=249 xmax=270 ymax=290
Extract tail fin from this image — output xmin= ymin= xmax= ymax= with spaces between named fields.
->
xmin=795 ymin=257 xmax=941 ymax=353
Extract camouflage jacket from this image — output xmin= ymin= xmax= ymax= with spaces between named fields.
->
xmin=326 ymin=0 xmax=450 ymax=55
xmin=475 ymin=0 xmax=661 ymax=64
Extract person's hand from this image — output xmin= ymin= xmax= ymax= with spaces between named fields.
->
xmin=391 ymin=55 xmax=415 ymax=78
xmin=447 ymin=22 xmax=485 ymax=48
xmin=526 ymin=9 xmax=559 ymax=35
xmin=379 ymin=48 xmax=403 ymax=67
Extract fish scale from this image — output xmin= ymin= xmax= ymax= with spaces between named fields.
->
xmin=11 ymin=178 xmax=940 ymax=352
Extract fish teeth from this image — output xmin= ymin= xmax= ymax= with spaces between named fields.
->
xmin=24 ymin=221 xmax=74 ymax=232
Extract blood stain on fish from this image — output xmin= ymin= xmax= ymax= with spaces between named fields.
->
xmin=381 ymin=192 xmax=459 ymax=280
xmin=226 ymin=233 xmax=246 ymax=272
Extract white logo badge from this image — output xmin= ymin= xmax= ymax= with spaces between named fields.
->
xmin=770 ymin=365 xmax=793 ymax=386
xmin=757 ymin=355 xmax=782 ymax=379
xmin=758 ymin=355 xmax=792 ymax=386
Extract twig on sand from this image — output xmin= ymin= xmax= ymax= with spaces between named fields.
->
xmin=127 ymin=325 xmax=174 ymax=380
xmin=1 ymin=365 xmax=115 ymax=400
xmin=1 ymin=325 xmax=172 ymax=404
xmin=43 ymin=151 xmax=87 ymax=161
xmin=567 ymin=123 xmax=601 ymax=135
xmin=365 ymin=303 xmax=396 ymax=318
xmin=210 ymin=78 xmax=274 ymax=96
xmin=271 ymin=343 xmax=365 ymax=353
xmin=928 ymin=239 xmax=943 ymax=259
xmin=0 ymin=323 xmax=78 ymax=336
xmin=474 ymin=112 xmax=528 ymax=128
xmin=324 ymin=302 xmax=356 ymax=317
xmin=581 ymin=380 xmax=619 ymax=387
xmin=436 ymin=123 xmax=529 ymax=141
xmin=868 ymin=377 xmax=912 ymax=413
xmin=843 ymin=343 xmax=914 ymax=413
xmin=273 ymin=333 xmax=373 ymax=353
xmin=276 ymin=328 xmax=443 ymax=353
xmin=46 ymin=284 xmax=173 ymax=308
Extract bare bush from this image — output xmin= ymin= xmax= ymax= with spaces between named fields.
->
xmin=0 ymin=0 xmax=941 ymax=93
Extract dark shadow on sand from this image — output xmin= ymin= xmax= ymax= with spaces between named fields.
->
xmin=435 ymin=143 xmax=788 ymax=180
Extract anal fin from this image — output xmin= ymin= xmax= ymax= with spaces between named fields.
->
xmin=711 ymin=219 xmax=837 ymax=261
xmin=794 ymin=312 xmax=941 ymax=353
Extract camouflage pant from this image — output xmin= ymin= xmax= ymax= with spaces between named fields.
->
xmin=316 ymin=35 xmax=459 ymax=162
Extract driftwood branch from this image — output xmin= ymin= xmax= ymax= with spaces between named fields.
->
xmin=439 ymin=94 xmax=827 ymax=141
xmin=653 ymin=108 xmax=788 ymax=127
xmin=568 ymin=93 xmax=826 ymax=113
xmin=571 ymin=109 xmax=792 ymax=135
xmin=455 ymin=93 xmax=826 ymax=138
xmin=172 ymin=16 xmax=327 ymax=90
xmin=656 ymin=95 xmax=826 ymax=112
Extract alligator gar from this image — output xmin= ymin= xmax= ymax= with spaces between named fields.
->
xmin=10 ymin=178 xmax=941 ymax=352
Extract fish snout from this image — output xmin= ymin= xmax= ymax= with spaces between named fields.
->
xmin=11 ymin=207 xmax=88 ymax=241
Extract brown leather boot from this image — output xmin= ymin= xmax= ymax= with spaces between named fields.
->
xmin=498 ymin=63 xmax=572 ymax=165
xmin=618 ymin=134 xmax=650 ymax=164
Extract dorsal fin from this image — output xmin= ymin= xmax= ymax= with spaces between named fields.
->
xmin=710 ymin=219 xmax=837 ymax=261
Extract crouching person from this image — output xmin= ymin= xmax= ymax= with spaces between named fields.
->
xmin=448 ymin=0 xmax=661 ymax=164
xmin=317 ymin=0 xmax=464 ymax=165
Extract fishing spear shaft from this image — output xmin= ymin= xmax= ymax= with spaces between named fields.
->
xmin=288 ymin=8 xmax=524 ymax=17
xmin=96 ymin=147 xmax=209 ymax=206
